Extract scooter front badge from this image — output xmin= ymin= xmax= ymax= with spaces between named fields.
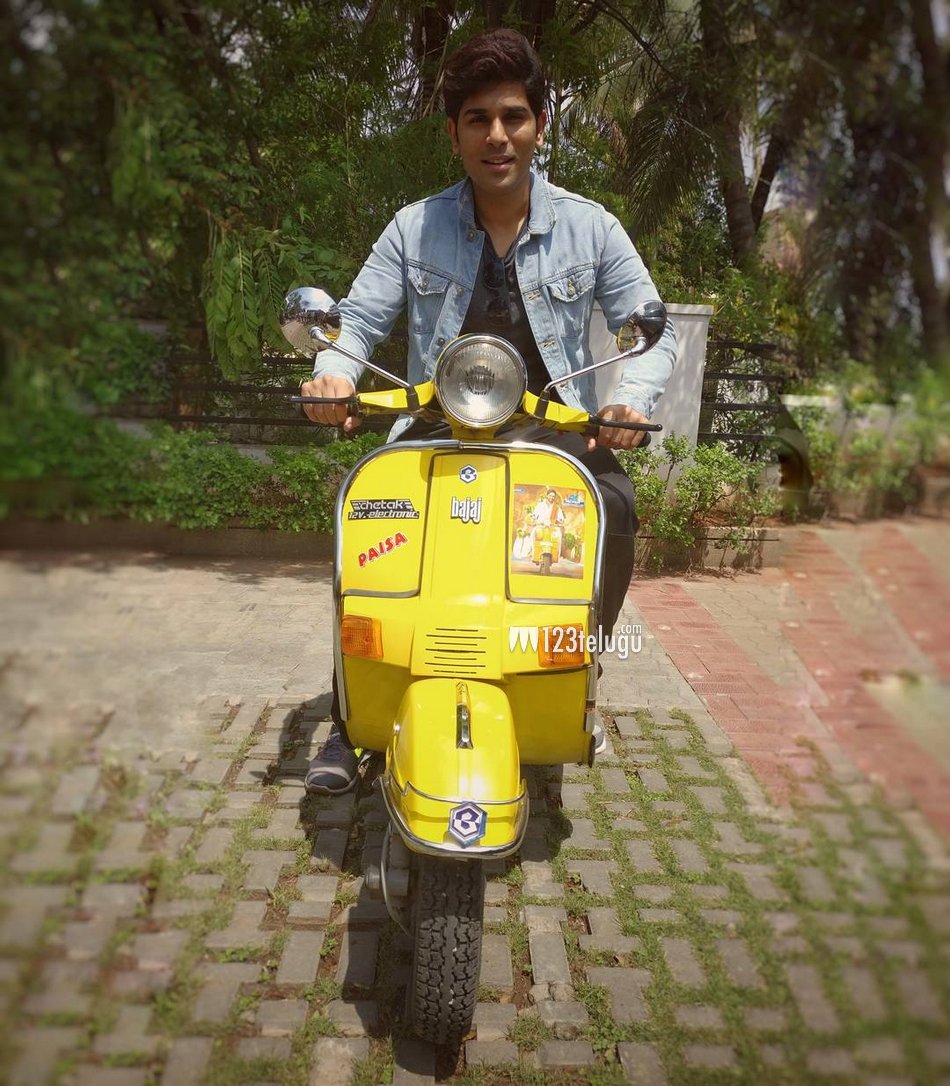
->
xmin=448 ymin=802 xmax=488 ymax=846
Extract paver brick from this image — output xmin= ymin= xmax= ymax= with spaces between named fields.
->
xmin=670 ymin=838 xmax=708 ymax=874
xmin=537 ymin=1039 xmax=595 ymax=1068
xmin=536 ymin=1000 xmax=590 ymax=1038
xmin=625 ymin=839 xmax=661 ymax=874
xmin=567 ymin=859 xmax=614 ymax=895
xmin=23 ymin=960 xmax=96 ymax=1016
xmin=50 ymin=766 xmax=100 ymax=815
xmin=586 ymin=966 xmax=651 ymax=1023
xmin=73 ymin=1069 xmax=148 ymax=1086
xmin=465 ymin=1039 xmax=519 ymax=1066
xmin=336 ymin=930 xmax=378 ymax=989
xmin=786 ymin=963 xmax=839 ymax=1032
xmin=194 ymin=826 xmax=234 ymax=865
xmin=675 ymin=1005 xmax=723 ymax=1031
xmin=617 ymin=1041 xmax=667 ymax=1085
xmin=238 ymin=1035 xmax=292 ymax=1061
xmin=242 ymin=847 xmax=297 ymax=892
xmin=661 ymin=937 xmax=705 ymax=987
xmin=11 ymin=823 xmax=76 ymax=874
xmin=528 ymin=931 xmax=571 ymax=985
xmin=159 ymin=1037 xmax=214 ymax=1086
xmin=257 ymin=997 xmax=309 ymax=1035
xmin=636 ymin=767 xmax=670 ymax=793
xmin=480 ymin=933 xmax=514 ymax=992
xmin=393 ymin=1036 xmax=436 ymax=1085
xmin=94 ymin=1005 xmax=159 ymax=1056
xmin=205 ymin=900 xmax=268 ymax=951
xmin=312 ymin=828 xmax=348 ymax=871
xmin=691 ymin=786 xmax=727 ymax=814
xmin=474 ymin=1002 xmax=516 ymax=1040
xmin=744 ymin=1007 xmax=787 ymax=1031
xmin=806 ymin=1048 xmax=858 ymax=1075
xmin=895 ymin=968 xmax=945 ymax=1023
xmin=717 ymin=936 xmax=764 ymax=988
xmin=132 ymin=929 xmax=188 ymax=971
xmin=727 ymin=861 xmax=781 ymax=901
xmin=0 ymin=885 xmax=67 ymax=945
xmin=9 ymin=1027 xmax=81 ymax=1086
xmin=328 ymin=999 xmax=379 ymax=1036
xmin=193 ymin=962 xmax=259 ymax=1021
xmin=277 ymin=930 xmax=325 ymax=984
xmin=309 ymin=1035 xmax=370 ymax=1086
xmin=842 ymin=965 xmax=887 ymax=1021
xmin=684 ymin=1043 xmax=738 ymax=1068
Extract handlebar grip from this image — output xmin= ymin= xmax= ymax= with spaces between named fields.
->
xmin=290 ymin=394 xmax=361 ymax=417
xmin=583 ymin=416 xmax=662 ymax=437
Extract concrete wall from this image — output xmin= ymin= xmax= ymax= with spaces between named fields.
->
xmin=589 ymin=302 xmax=715 ymax=444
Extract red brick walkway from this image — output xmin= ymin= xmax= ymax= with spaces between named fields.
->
xmin=632 ymin=524 xmax=950 ymax=838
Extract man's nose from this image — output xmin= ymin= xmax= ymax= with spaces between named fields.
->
xmin=487 ymin=117 xmax=506 ymax=144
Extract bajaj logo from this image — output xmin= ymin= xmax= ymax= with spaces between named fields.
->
xmin=451 ymin=496 xmax=482 ymax=525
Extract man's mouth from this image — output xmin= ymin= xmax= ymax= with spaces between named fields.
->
xmin=483 ymin=156 xmax=515 ymax=166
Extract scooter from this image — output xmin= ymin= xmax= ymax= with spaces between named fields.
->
xmin=281 ymin=287 xmax=666 ymax=1045
xmin=531 ymin=524 xmax=561 ymax=575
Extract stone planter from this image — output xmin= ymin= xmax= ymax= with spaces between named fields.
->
xmin=635 ymin=526 xmax=783 ymax=572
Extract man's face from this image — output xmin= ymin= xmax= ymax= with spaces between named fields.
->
xmin=446 ymin=81 xmax=546 ymax=203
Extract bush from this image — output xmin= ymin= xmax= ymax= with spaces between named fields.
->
xmin=617 ymin=435 xmax=779 ymax=569
xmin=0 ymin=404 xmax=385 ymax=530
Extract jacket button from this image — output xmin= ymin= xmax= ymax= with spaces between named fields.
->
xmin=467 ymin=230 xmax=476 ymax=241
xmin=455 ymin=285 xmax=463 ymax=296
xmin=437 ymin=337 xmax=446 ymax=347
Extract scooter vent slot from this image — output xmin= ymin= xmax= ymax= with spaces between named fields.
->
xmin=423 ymin=627 xmax=487 ymax=676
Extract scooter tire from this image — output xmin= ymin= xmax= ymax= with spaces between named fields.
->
xmin=540 ymin=553 xmax=552 ymax=576
xmin=408 ymin=855 xmax=485 ymax=1046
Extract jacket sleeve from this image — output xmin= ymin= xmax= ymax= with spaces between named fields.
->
xmin=594 ymin=213 xmax=677 ymax=418
xmin=311 ymin=215 xmax=407 ymax=385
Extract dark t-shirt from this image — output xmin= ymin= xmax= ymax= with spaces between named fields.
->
xmin=460 ymin=229 xmax=550 ymax=395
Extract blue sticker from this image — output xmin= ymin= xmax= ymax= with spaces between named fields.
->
xmin=459 ymin=465 xmax=478 ymax=484
xmin=448 ymin=802 xmax=488 ymax=846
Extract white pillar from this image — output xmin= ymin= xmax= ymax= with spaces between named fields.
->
xmin=590 ymin=302 xmax=715 ymax=444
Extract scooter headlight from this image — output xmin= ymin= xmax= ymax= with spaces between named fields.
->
xmin=434 ymin=335 xmax=527 ymax=429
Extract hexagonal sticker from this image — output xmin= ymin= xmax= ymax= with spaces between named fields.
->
xmin=448 ymin=802 xmax=487 ymax=846
xmin=459 ymin=465 xmax=478 ymax=484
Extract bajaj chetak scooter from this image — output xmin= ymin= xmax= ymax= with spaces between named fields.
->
xmin=281 ymin=287 xmax=666 ymax=1045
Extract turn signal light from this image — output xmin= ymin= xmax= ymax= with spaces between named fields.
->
xmin=341 ymin=615 xmax=383 ymax=659
xmin=538 ymin=624 xmax=586 ymax=668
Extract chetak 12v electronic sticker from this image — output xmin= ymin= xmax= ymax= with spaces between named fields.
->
xmin=348 ymin=498 xmax=420 ymax=520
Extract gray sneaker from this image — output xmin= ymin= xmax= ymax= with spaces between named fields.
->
xmin=305 ymin=725 xmax=360 ymax=794
xmin=592 ymin=720 xmax=607 ymax=756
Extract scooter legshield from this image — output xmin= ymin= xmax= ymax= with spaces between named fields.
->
xmin=381 ymin=678 xmax=528 ymax=857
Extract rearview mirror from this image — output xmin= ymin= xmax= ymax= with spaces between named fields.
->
xmin=280 ymin=287 xmax=342 ymax=355
xmin=616 ymin=299 xmax=668 ymax=355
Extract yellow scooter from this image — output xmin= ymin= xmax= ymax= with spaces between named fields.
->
xmin=282 ymin=287 xmax=665 ymax=1045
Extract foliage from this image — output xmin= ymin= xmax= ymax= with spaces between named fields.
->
xmin=617 ymin=434 xmax=780 ymax=568
xmin=0 ymin=404 xmax=385 ymax=531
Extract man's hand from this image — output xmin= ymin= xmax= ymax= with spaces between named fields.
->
xmin=588 ymin=403 xmax=651 ymax=451
xmin=299 ymin=375 xmax=361 ymax=432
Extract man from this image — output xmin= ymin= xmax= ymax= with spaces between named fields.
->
xmin=302 ymin=28 xmax=676 ymax=793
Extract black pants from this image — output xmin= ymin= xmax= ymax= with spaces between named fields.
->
xmin=330 ymin=427 xmax=637 ymax=735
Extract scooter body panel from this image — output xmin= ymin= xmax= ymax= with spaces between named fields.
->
xmin=335 ymin=440 xmax=604 ymax=849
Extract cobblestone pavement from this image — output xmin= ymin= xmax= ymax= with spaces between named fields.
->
xmin=0 ymin=518 xmax=948 ymax=1085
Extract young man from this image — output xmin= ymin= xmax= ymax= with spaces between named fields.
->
xmin=301 ymin=28 xmax=676 ymax=793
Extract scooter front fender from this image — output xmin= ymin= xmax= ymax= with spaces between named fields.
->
xmin=381 ymin=679 xmax=528 ymax=858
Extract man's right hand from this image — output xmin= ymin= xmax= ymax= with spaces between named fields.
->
xmin=299 ymin=375 xmax=361 ymax=432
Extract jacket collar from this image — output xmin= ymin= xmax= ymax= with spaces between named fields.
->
xmin=456 ymin=169 xmax=556 ymax=235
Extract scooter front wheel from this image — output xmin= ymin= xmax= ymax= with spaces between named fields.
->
xmin=408 ymin=855 xmax=485 ymax=1045
xmin=540 ymin=552 xmax=552 ymax=575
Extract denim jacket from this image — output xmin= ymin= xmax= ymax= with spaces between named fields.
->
xmin=314 ymin=171 xmax=676 ymax=429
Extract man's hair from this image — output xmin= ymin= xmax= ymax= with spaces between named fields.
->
xmin=442 ymin=28 xmax=547 ymax=123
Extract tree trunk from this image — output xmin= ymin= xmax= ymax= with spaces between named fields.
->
xmin=699 ymin=0 xmax=757 ymax=267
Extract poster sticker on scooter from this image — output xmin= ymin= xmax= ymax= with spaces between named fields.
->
xmin=448 ymin=802 xmax=488 ymax=846
xmin=510 ymin=484 xmax=585 ymax=579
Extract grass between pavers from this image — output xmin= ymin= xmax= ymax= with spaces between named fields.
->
xmin=559 ymin=707 xmax=950 ymax=1086
xmin=4 ymin=700 xmax=948 ymax=1086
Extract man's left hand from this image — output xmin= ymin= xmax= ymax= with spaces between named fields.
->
xmin=588 ymin=404 xmax=651 ymax=451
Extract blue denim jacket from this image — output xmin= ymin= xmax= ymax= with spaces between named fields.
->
xmin=314 ymin=171 xmax=676 ymax=426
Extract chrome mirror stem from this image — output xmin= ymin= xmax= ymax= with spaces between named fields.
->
xmin=309 ymin=329 xmax=414 ymax=392
xmin=540 ymin=344 xmax=643 ymax=399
